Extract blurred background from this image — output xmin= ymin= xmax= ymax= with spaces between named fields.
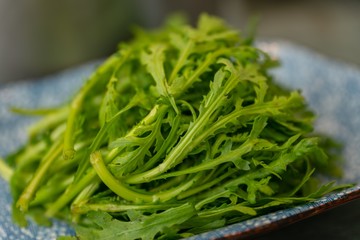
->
xmin=1 ymin=0 xmax=360 ymax=83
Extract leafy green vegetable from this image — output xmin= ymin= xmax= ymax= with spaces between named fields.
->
xmin=1 ymin=13 xmax=352 ymax=239
xmin=76 ymin=203 xmax=195 ymax=240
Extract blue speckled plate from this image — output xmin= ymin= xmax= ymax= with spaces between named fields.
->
xmin=1 ymin=41 xmax=359 ymax=239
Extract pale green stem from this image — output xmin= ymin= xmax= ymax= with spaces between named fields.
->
xmin=178 ymin=170 xmax=235 ymax=200
xmin=72 ymin=202 xmax=181 ymax=215
xmin=63 ymin=55 xmax=121 ymax=160
xmin=168 ymin=40 xmax=194 ymax=85
xmin=28 ymin=106 xmax=69 ymax=139
xmin=0 ymin=158 xmax=13 ymax=182
xmin=16 ymin=138 xmax=63 ymax=212
xmin=90 ymin=151 xmax=203 ymax=203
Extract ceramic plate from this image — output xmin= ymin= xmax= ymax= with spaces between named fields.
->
xmin=0 ymin=41 xmax=359 ymax=239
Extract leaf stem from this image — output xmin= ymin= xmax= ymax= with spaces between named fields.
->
xmin=0 ymin=157 xmax=13 ymax=182
xmin=168 ymin=40 xmax=194 ymax=84
xmin=16 ymin=138 xmax=63 ymax=212
xmin=90 ymin=151 xmax=203 ymax=203
xmin=72 ymin=202 xmax=182 ymax=215
xmin=63 ymin=55 xmax=120 ymax=160
xmin=28 ymin=106 xmax=69 ymax=139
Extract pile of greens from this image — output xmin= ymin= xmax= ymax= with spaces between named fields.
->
xmin=3 ymin=14 xmax=348 ymax=239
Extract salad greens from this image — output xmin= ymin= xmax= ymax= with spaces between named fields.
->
xmin=1 ymin=13 xmax=350 ymax=239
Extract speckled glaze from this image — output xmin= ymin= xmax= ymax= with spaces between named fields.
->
xmin=0 ymin=41 xmax=359 ymax=239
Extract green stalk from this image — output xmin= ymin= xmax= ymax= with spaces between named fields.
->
xmin=90 ymin=151 xmax=203 ymax=203
xmin=177 ymin=170 xmax=234 ymax=200
xmin=168 ymin=40 xmax=194 ymax=85
xmin=153 ymin=141 xmax=253 ymax=179
xmin=0 ymin=157 xmax=13 ymax=182
xmin=16 ymin=138 xmax=63 ymax=212
xmin=71 ymin=180 xmax=100 ymax=223
xmin=10 ymin=107 xmax=63 ymax=115
xmin=141 ymin=113 xmax=181 ymax=172
xmin=30 ymin=175 xmax=74 ymax=206
xmin=45 ymin=169 xmax=98 ymax=217
xmin=149 ymin=175 xmax=186 ymax=193
xmin=28 ymin=106 xmax=69 ymax=139
xmin=72 ymin=202 xmax=181 ymax=215
xmin=72 ymin=97 xmax=144 ymax=183
xmin=13 ymin=141 xmax=45 ymax=170
xmin=194 ymin=189 xmax=232 ymax=210
xmin=63 ymin=55 xmax=121 ymax=160
xmin=90 ymin=152 xmax=152 ymax=203
xmin=198 ymin=203 xmax=257 ymax=218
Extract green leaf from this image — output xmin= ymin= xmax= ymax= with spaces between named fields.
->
xmin=75 ymin=203 xmax=195 ymax=240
